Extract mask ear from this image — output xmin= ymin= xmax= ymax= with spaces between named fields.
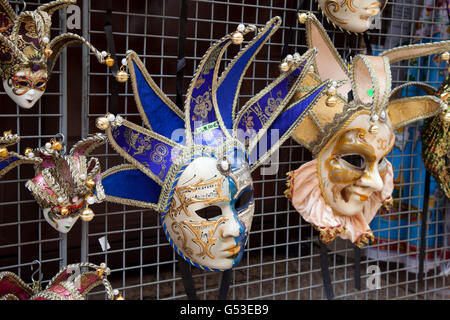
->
xmin=388 ymin=95 xmax=444 ymax=130
xmin=101 ymin=164 xmax=161 ymax=210
xmin=304 ymin=13 xmax=351 ymax=96
xmin=380 ymin=40 xmax=450 ymax=64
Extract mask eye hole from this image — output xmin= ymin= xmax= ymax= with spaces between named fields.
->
xmin=235 ymin=188 xmax=254 ymax=213
xmin=195 ymin=205 xmax=222 ymax=221
xmin=341 ymin=154 xmax=365 ymax=169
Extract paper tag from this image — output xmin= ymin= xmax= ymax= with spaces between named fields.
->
xmin=196 ymin=121 xmax=219 ymax=133
xmin=98 ymin=236 xmax=111 ymax=252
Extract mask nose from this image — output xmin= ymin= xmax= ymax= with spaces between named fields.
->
xmin=357 ymin=166 xmax=383 ymax=192
xmin=220 ymin=206 xmax=244 ymax=238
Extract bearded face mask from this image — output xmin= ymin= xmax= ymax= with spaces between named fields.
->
xmin=99 ymin=17 xmax=332 ymax=271
xmin=285 ymin=13 xmax=449 ymax=247
xmin=0 ymin=132 xmax=107 ymax=233
xmin=0 ymin=0 xmax=110 ymax=109
xmin=314 ymin=0 xmax=387 ymax=33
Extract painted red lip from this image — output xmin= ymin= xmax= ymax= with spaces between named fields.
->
xmin=225 ymin=244 xmax=241 ymax=257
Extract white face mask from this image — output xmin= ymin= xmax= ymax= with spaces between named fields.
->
xmin=42 ymin=207 xmax=81 ymax=234
xmin=317 ymin=0 xmax=385 ymax=33
xmin=2 ymin=69 xmax=48 ymax=109
xmin=318 ymin=113 xmax=395 ymax=216
xmin=162 ymin=148 xmax=254 ymax=270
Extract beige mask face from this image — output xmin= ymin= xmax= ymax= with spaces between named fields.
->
xmin=318 ymin=112 xmax=395 ymax=216
xmin=317 ymin=0 xmax=385 ymax=33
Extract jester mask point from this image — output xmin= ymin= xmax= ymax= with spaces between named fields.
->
xmin=98 ymin=17 xmax=332 ymax=271
xmin=285 ymin=13 xmax=449 ymax=247
xmin=0 ymin=0 xmax=110 ymax=109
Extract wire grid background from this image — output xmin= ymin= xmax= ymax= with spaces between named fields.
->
xmin=0 ymin=0 xmax=449 ymax=300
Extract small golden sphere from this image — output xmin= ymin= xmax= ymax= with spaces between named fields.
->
xmin=80 ymin=207 xmax=95 ymax=222
xmin=231 ymin=31 xmax=244 ymax=45
xmin=85 ymin=178 xmax=96 ymax=189
xmin=3 ymin=130 xmax=11 ymax=138
xmin=369 ymin=124 xmax=379 ymax=134
xmin=51 ymin=141 xmax=63 ymax=151
xmin=0 ymin=147 xmax=8 ymax=158
xmin=325 ymin=96 xmax=337 ymax=107
xmin=115 ymin=293 xmax=125 ymax=300
xmin=60 ymin=207 xmax=69 ymax=216
xmin=44 ymin=47 xmax=53 ymax=58
xmin=96 ymin=116 xmax=110 ymax=130
xmin=441 ymin=51 xmax=450 ymax=61
xmin=298 ymin=12 xmax=308 ymax=24
xmin=96 ymin=268 xmax=105 ymax=277
xmin=279 ymin=62 xmax=290 ymax=72
xmin=24 ymin=147 xmax=33 ymax=156
xmin=115 ymin=70 xmax=129 ymax=83
xmin=105 ymin=56 xmax=115 ymax=67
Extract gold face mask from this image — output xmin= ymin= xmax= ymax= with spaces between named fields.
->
xmin=318 ymin=112 xmax=395 ymax=216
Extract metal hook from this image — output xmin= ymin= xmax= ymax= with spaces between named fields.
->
xmin=15 ymin=0 xmax=26 ymax=15
xmin=55 ymin=132 xmax=65 ymax=144
xmin=30 ymin=260 xmax=43 ymax=282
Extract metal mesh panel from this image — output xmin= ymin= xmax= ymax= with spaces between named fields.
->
xmin=0 ymin=0 xmax=449 ymax=300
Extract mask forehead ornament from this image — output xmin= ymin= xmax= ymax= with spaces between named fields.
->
xmin=0 ymin=0 xmax=111 ymax=109
xmin=98 ymin=17 xmax=333 ymax=271
xmin=0 ymin=132 xmax=107 ymax=233
xmin=314 ymin=0 xmax=387 ymax=33
xmin=285 ymin=13 xmax=449 ymax=247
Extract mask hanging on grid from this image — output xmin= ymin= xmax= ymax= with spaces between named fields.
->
xmin=0 ymin=0 xmax=112 ymax=109
xmin=97 ymin=16 xmax=334 ymax=273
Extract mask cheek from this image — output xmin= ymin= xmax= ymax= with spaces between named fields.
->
xmin=325 ymin=157 xmax=362 ymax=202
xmin=42 ymin=208 xmax=80 ymax=234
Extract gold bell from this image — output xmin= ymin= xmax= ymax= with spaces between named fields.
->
xmin=3 ymin=130 xmax=11 ymax=138
xmin=115 ymin=293 xmax=125 ymax=300
xmin=369 ymin=124 xmax=379 ymax=134
xmin=325 ymin=96 xmax=337 ymax=107
xmin=0 ymin=147 xmax=8 ymax=158
xmin=24 ymin=147 xmax=34 ymax=156
xmin=60 ymin=207 xmax=69 ymax=216
xmin=441 ymin=51 xmax=450 ymax=61
xmin=298 ymin=12 xmax=308 ymax=24
xmin=105 ymin=55 xmax=115 ymax=67
xmin=115 ymin=66 xmax=129 ymax=83
xmin=96 ymin=268 xmax=105 ymax=277
xmin=80 ymin=207 xmax=95 ymax=222
xmin=85 ymin=178 xmax=96 ymax=189
xmin=279 ymin=62 xmax=290 ymax=72
xmin=44 ymin=46 xmax=53 ymax=58
xmin=96 ymin=116 xmax=110 ymax=130
xmin=50 ymin=139 xmax=63 ymax=151
xmin=231 ymin=31 xmax=244 ymax=45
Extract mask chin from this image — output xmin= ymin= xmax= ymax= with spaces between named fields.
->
xmin=42 ymin=208 xmax=80 ymax=234
xmin=3 ymin=79 xmax=45 ymax=109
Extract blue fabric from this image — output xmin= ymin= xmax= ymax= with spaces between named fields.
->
xmin=0 ymin=156 xmax=19 ymax=171
xmin=102 ymin=167 xmax=161 ymax=205
xmin=249 ymin=84 xmax=324 ymax=165
xmin=189 ymin=41 xmax=229 ymax=147
xmin=237 ymin=67 xmax=303 ymax=133
xmin=111 ymin=125 xmax=178 ymax=182
xmin=217 ymin=21 xmax=277 ymax=129
xmin=133 ymin=60 xmax=185 ymax=141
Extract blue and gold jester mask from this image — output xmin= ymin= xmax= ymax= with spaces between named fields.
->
xmin=97 ymin=17 xmax=334 ymax=271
